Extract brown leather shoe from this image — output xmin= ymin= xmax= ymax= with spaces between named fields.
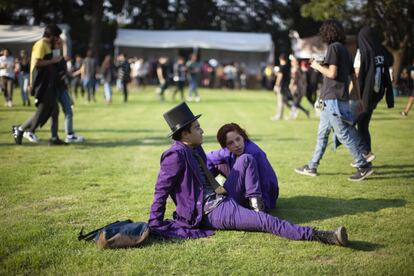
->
xmin=312 ymin=226 xmax=348 ymax=246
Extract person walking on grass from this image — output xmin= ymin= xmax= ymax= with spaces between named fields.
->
xmin=148 ymin=102 xmax=349 ymax=246
xmin=400 ymin=58 xmax=414 ymax=116
xmin=289 ymin=57 xmax=310 ymax=119
xmin=50 ymin=35 xmax=84 ymax=144
xmin=207 ymin=123 xmax=279 ymax=212
xmin=294 ymin=19 xmax=374 ymax=181
xmin=12 ymin=24 xmax=66 ymax=145
xmin=116 ymin=53 xmax=131 ymax=103
xmin=353 ymin=26 xmax=394 ymax=162
xmin=100 ymin=54 xmax=114 ymax=104
xmin=172 ymin=56 xmax=186 ymax=101
xmin=81 ymin=49 xmax=98 ymax=103
xmin=0 ymin=48 xmax=15 ymax=107
xmin=186 ymin=53 xmax=201 ymax=102
xmin=271 ymin=54 xmax=292 ymax=120
xmin=155 ymin=56 xmax=172 ymax=101
xmin=17 ymin=50 xmax=31 ymax=106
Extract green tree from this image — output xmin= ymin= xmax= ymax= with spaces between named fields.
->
xmin=0 ymin=0 xmax=124 ymax=58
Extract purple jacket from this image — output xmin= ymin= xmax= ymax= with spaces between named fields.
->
xmin=207 ymin=140 xmax=279 ymax=210
xmin=148 ymin=141 xmax=215 ymax=238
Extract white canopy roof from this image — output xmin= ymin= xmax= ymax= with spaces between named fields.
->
xmin=114 ymin=29 xmax=273 ymax=52
xmin=290 ymin=31 xmax=326 ymax=59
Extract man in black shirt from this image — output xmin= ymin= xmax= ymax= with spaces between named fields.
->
xmin=271 ymin=54 xmax=292 ymax=120
xmin=295 ymin=19 xmax=373 ymax=181
xmin=156 ymin=56 xmax=173 ymax=101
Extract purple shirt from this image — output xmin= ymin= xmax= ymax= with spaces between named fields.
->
xmin=148 ymin=141 xmax=215 ymax=238
xmin=207 ymin=140 xmax=279 ymax=210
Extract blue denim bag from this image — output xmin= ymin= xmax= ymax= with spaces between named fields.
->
xmin=78 ymin=220 xmax=150 ymax=249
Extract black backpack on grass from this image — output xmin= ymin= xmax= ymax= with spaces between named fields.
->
xmin=78 ymin=220 xmax=150 ymax=249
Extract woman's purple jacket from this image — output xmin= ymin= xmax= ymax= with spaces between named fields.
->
xmin=148 ymin=141 xmax=215 ymax=239
xmin=207 ymin=140 xmax=279 ymax=210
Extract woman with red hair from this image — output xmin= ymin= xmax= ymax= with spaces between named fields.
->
xmin=207 ymin=123 xmax=279 ymax=212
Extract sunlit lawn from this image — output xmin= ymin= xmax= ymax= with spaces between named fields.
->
xmin=0 ymin=85 xmax=413 ymax=275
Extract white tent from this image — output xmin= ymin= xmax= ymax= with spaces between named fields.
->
xmin=290 ymin=31 xmax=326 ymax=59
xmin=0 ymin=24 xmax=71 ymax=56
xmin=290 ymin=30 xmax=357 ymax=60
xmin=114 ymin=29 xmax=274 ymax=74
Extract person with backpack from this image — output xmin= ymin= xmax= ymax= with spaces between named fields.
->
xmin=353 ymin=26 xmax=394 ymax=160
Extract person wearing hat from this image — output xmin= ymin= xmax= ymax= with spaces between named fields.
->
xmin=148 ymin=102 xmax=349 ymax=246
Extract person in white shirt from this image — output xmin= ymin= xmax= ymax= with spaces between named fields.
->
xmin=0 ymin=48 xmax=16 ymax=107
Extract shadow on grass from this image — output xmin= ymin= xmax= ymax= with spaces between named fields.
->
xmin=320 ymin=164 xmax=414 ymax=179
xmin=375 ymin=164 xmax=414 ymax=169
xmin=348 ymin=240 xmax=383 ymax=251
xmin=143 ymin=235 xmax=186 ymax=247
xmin=272 ymin=196 xmax=406 ymax=224
xmin=371 ymin=164 xmax=414 ymax=180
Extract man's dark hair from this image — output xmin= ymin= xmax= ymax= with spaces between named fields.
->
xmin=43 ymin=24 xmax=62 ymax=38
xmin=172 ymin=123 xmax=193 ymax=141
xmin=319 ymin=19 xmax=345 ymax=45
xmin=216 ymin=123 xmax=249 ymax=148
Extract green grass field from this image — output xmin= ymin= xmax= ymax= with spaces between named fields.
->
xmin=1 ymin=86 xmax=413 ymax=275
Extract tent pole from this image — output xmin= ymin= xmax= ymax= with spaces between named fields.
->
xmin=115 ymin=46 xmax=119 ymax=58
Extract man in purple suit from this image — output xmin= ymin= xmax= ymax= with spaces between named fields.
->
xmin=148 ymin=102 xmax=348 ymax=246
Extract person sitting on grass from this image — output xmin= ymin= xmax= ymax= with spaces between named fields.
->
xmin=148 ymin=102 xmax=348 ymax=246
xmin=207 ymin=123 xmax=279 ymax=212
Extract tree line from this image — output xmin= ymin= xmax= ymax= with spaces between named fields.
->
xmin=0 ymin=0 xmax=412 ymax=78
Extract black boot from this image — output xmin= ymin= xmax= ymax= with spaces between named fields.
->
xmin=248 ymin=197 xmax=265 ymax=212
xmin=312 ymin=226 xmax=348 ymax=246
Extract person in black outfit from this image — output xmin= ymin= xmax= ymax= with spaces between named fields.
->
xmin=354 ymin=26 xmax=394 ymax=160
xmin=71 ymin=54 xmax=85 ymax=99
xmin=290 ymin=58 xmax=310 ymax=119
xmin=12 ymin=24 xmax=66 ymax=145
xmin=156 ymin=56 xmax=172 ymax=101
xmin=18 ymin=50 xmax=31 ymax=106
xmin=172 ymin=56 xmax=186 ymax=101
xmin=271 ymin=54 xmax=292 ymax=120
xmin=306 ymin=68 xmax=322 ymax=106
xmin=116 ymin=53 xmax=130 ymax=103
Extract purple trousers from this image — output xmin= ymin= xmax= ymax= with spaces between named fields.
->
xmin=203 ymin=197 xmax=314 ymax=241
xmin=223 ymin=154 xmax=262 ymax=207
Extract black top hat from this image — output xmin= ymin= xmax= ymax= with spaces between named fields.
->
xmin=163 ymin=102 xmax=201 ymax=137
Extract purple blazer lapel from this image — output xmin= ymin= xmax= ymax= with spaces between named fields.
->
xmin=173 ymin=141 xmax=204 ymax=185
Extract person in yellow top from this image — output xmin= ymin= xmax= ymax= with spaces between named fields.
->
xmin=12 ymin=24 xmax=67 ymax=145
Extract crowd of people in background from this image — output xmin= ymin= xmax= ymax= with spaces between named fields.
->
xmin=1 ymin=48 xmax=260 ymax=105
xmin=1 ymin=29 xmax=413 ymax=115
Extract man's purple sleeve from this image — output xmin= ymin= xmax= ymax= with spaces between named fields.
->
xmin=148 ymin=151 xmax=183 ymax=228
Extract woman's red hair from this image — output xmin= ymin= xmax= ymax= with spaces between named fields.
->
xmin=216 ymin=123 xmax=249 ymax=148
